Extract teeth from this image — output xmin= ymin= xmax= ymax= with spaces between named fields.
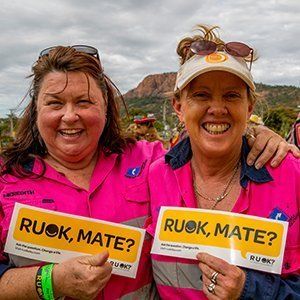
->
xmin=60 ymin=129 xmax=82 ymax=135
xmin=204 ymin=123 xmax=230 ymax=135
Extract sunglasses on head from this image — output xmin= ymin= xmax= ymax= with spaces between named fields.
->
xmin=39 ymin=44 xmax=101 ymax=66
xmin=190 ymin=40 xmax=253 ymax=70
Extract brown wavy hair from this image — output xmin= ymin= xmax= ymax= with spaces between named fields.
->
xmin=1 ymin=46 xmax=134 ymax=177
xmin=174 ymin=24 xmax=258 ymax=105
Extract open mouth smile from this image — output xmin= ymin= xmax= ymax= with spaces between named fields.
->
xmin=58 ymin=129 xmax=84 ymax=137
xmin=202 ymin=122 xmax=231 ymax=135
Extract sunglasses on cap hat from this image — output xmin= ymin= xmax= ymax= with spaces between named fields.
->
xmin=39 ymin=45 xmax=102 ymax=69
xmin=190 ymin=40 xmax=253 ymax=70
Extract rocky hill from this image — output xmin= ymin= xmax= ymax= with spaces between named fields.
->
xmin=124 ymin=72 xmax=176 ymax=99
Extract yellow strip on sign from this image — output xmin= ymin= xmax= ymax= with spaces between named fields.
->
xmin=159 ymin=209 xmax=284 ymax=258
xmin=13 ymin=207 xmax=141 ymax=263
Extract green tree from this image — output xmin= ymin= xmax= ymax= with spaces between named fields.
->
xmin=263 ymin=106 xmax=298 ymax=137
xmin=0 ymin=118 xmax=14 ymax=152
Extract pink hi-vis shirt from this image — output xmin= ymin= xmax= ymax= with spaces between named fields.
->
xmin=0 ymin=141 xmax=165 ymax=300
xmin=148 ymin=151 xmax=300 ymax=300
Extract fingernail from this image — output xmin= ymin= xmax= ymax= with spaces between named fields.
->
xmin=255 ymin=162 xmax=261 ymax=169
xmin=247 ymin=159 xmax=253 ymax=166
xmin=271 ymin=160 xmax=277 ymax=167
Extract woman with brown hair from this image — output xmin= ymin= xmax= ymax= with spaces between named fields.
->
xmin=0 ymin=44 xmax=297 ymax=299
xmin=0 ymin=46 xmax=165 ymax=299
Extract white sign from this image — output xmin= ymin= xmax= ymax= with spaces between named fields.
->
xmin=151 ymin=207 xmax=288 ymax=274
xmin=5 ymin=203 xmax=146 ymax=278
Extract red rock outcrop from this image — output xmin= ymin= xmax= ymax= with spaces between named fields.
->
xmin=124 ymin=72 xmax=176 ymax=99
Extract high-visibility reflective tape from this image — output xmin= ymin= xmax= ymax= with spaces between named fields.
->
xmin=120 ymin=282 xmax=159 ymax=300
xmin=152 ymin=260 xmax=203 ymax=290
xmin=122 ymin=215 xmax=148 ymax=228
xmin=122 ymin=215 xmax=151 ymax=240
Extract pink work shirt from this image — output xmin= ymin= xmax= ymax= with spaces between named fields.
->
xmin=148 ymin=153 xmax=300 ymax=299
xmin=0 ymin=141 xmax=165 ymax=300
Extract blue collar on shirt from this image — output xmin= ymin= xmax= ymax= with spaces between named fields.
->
xmin=165 ymin=136 xmax=273 ymax=188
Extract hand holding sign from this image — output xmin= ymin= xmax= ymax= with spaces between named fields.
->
xmin=197 ymin=252 xmax=245 ymax=299
xmin=5 ymin=204 xmax=145 ymax=278
xmin=151 ymin=207 xmax=288 ymax=274
xmin=52 ymin=250 xmax=112 ymax=300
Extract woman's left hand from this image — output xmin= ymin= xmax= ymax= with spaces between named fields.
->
xmin=197 ymin=253 xmax=246 ymax=300
xmin=246 ymin=125 xmax=300 ymax=169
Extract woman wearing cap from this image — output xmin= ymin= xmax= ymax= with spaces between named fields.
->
xmin=0 ymin=44 xmax=297 ymax=300
xmin=148 ymin=25 xmax=300 ymax=299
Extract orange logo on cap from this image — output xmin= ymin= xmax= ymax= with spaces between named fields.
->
xmin=205 ymin=53 xmax=228 ymax=63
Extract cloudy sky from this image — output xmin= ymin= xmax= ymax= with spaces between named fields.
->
xmin=0 ymin=0 xmax=299 ymax=117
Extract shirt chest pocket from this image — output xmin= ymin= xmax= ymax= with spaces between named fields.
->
xmin=122 ymin=181 xmax=151 ymax=229
xmin=123 ymin=180 xmax=150 ymax=203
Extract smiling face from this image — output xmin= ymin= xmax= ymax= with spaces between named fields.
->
xmin=173 ymin=71 xmax=253 ymax=158
xmin=36 ymin=71 xmax=107 ymax=165
xmin=45 ymin=224 xmax=59 ymax=237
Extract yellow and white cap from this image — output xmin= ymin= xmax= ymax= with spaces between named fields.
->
xmin=175 ymin=52 xmax=255 ymax=92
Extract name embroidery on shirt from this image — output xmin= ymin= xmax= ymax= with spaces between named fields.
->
xmin=42 ymin=199 xmax=55 ymax=204
xmin=288 ymin=212 xmax=299 ymax=227
xmin=3 ymin=190 xmax=35 ymax=198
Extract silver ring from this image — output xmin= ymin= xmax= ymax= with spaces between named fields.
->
xmin=211 ymin=271 xmax=219 ymax=284
xmin=207 ymin=282 xmax=216 ymax=294
xmin=246 ymin=132 xmax=255 ymax=140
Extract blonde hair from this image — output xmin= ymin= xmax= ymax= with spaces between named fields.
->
xmin=177 ymin=25 xmax=223 ymax=65
xmin=175 ymin=24 xmax=258 ymax=105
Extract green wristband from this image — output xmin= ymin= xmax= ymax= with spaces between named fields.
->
xmin=41 ymin=264 xmax=55 ymax=300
